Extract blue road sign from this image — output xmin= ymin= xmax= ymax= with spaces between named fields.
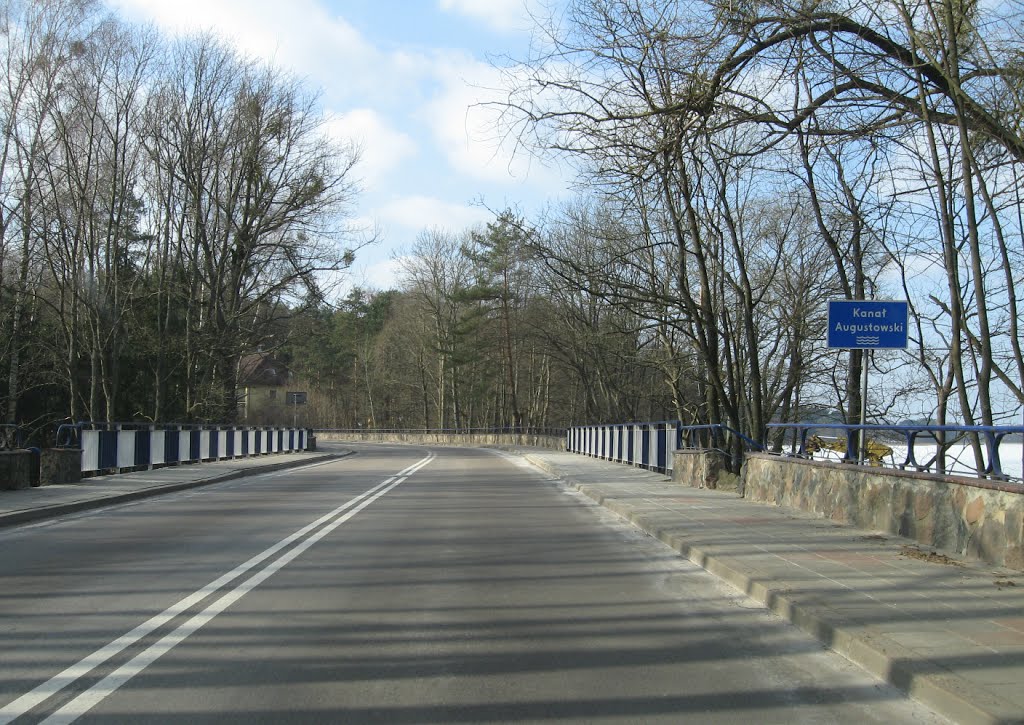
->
xmin=828 ymin=300 xmax=909 ymax=349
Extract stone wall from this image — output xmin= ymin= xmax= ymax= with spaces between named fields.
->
xmin=743 ymin=453 xmax=1024 ymax=569
xmin=316 ymin=430 xmax=565 ymax=450
xmin=0 ymin=450 xmax=36 ymax=490
xmin=40 ymin=448 xmax=82 ymax=485
xmin=671 ymin=449 xmax=741 ymax=490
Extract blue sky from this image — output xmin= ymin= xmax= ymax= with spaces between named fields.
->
xmin=107 ymin=0 xmax=572 ymax=292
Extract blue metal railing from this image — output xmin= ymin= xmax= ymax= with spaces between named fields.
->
xmin=767 ymin=423 xmax=1024 ymax=482
xmin=567 ymin=419 xmax=1024 ymax=483
xmin=676 ymin=424 xmax=762 ymax=452
xmin=675 ymin=424 xmax=764 ymax=473
xmin=55 ymin=422 xmax=313 ymax=474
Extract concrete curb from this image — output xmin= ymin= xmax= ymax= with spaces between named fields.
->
xmin=0 ymin=451 xmax=354 ymax=529
xmin=524 ymin=453 xmax=1020 ymax=725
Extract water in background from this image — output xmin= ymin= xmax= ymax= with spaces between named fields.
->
xmin=808 ymin=442 xmax=1024 ymax=482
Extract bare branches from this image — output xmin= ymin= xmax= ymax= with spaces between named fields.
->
xmin=0 ymin=4 xmax=362 ymax=427
xmin=486 ymin=0 xmax=1024 ymax=437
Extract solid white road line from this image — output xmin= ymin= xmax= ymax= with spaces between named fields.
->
xmin=0 ymin=453 xmax=434 ymax=725
xmin=258 ymin=454 xmax=354 ymax=478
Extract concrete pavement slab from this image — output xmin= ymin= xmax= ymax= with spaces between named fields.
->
xmin=524 ymin=450 xmax=1024 ymax=725
xmin=0 ymin=450 xmax=352 ymax=528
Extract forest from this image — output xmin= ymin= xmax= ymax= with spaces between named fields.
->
xmin=0 ymin=0 xmax=360 ymax=440
xmin=3 ymin=0 xmax=1024 ymax=449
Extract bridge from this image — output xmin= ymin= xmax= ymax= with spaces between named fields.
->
xmin=0 ymin=426 xmax=1022 ymax=722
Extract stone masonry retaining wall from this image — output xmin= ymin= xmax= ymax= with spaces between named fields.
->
xmin=40 ymin=448 xmax=82 ymax=486
xmin=0 ymin=449 xmax=81 ymax=489
xmin=671 ymin=449 xmax=741 ymax=490
xmin=0 ymin=450 xmax=36 ymax=490
xmin=743 ymin=452 xmax=1024 ymax=569
xmin=316 ymin=431 xmax=566 ymax=450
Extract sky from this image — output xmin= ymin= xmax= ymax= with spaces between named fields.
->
xmin=106 ymin=0 xmax=573 ymax=293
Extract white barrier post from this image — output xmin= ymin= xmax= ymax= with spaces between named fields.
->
xmin=82 ymin=430 xmax=100 ymax=473
xmin=116 ymin=427 xmax=135 ymax=469
xmin=150 ymin=426 xmax=165 ymax=467
xmin=666 ymin=423 xmax=677 ymax=474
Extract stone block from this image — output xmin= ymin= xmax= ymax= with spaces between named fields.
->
xmin=40 ymin=448 xmax=82 ymax=485
xmin=965 ymin=495 xmax=986 ymax=525
xmin=0 ymin=450 xmax=35 ymax=490
xmin=671 ymin=449 xmax=729 ymax=489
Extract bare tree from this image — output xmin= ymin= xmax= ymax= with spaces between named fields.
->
xmin=399 ymin=228 xmax=478 ymax=429
xmin=144 ymin=35 xmax=360 ymax=421
xmin=0 ymin=0 xmax=98 ymax=422
xmin=495 ymin=0 xmax=1024 ymax=436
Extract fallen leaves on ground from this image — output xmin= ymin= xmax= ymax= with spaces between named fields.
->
xmin=900 ymin=544 xmax=963 ymax=566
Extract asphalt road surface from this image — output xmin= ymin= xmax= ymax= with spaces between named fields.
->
xmin=0 ymin=444 xmax=946 ymax=724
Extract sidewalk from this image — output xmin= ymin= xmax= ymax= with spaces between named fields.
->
xmin=524 ymin=450 xmax=1024 ymax=725
xmin=0 ymin=449 xmax=350 ymax=528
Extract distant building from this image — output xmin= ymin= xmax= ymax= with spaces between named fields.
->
xmin=238 ymin=353 xmax=307 ymax=425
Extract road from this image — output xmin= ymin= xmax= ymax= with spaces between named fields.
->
xmin=0 ymin=444 xmax=946 ymax=724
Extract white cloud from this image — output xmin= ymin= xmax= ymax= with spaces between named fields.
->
xmin=110 ymin=0 xmax=347 ymax=57
xmin=344 ymin=256 xmax=407 ymax=292
xmin=108 ymin=0 xmax=573 ymax=241
xmin=107 ymin=0 xmax=421 ymax=105
xmin=376 ymin=195 xmax=491 ymax=233
xmin=438 ymin=0 xmax=535 ymax=32
xmin=418 ymin=53 xmax=564 ymax=191
xmin=325 ymin=110 xmax=417 ymax=189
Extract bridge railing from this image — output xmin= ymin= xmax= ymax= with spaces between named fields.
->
xmin=566 ymin=421 xmax=765 ymax=474
xmin=567 ymin=419 xmax=1024 ymax=484
xmin=767 ymin=423 xmax=1024 ymax=483
xmin=675 ymin=424 xmax=764 ymax=473
xmin=317 ymin=426 xmax=565 ymax=436
xmin=56 ymin=422 xmax=312 ymax=475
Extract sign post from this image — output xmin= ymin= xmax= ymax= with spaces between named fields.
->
xmin=286 ymin=391 xmax=307 ymax=427
xmin=827 ymin=301 xmax=909 ymax=462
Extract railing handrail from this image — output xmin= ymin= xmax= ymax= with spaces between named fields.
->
xmin=567 ymin=420 xmax=680 ymax=429
xmin=71 ymin=421 xmax=313 ymax=431
xmin=55 ymin=423 xmax=80 ymax=448
xmin=69 ymin=423 xmax=311 ymax=473
xmin=563 ymin=419 xmax=1024 ymax=483
xmin=56 ymin=422 xmax=311 ymax=449
xmin=768 ymin=422 xmax=1024 ymax=435
xmin=767 ymin=422 xmax=1023 ymax=482
xmin=676 ymin=424 xmax=764 ymax=452
xmin=316 ymin=426 xmax=566 ymax=436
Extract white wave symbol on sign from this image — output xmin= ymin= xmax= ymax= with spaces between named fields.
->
xmin=855 ymin=336 xmax=880 ymax=345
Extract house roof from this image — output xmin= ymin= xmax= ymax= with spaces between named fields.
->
xmin=238 ymin=352 xmax=292 ymax=387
